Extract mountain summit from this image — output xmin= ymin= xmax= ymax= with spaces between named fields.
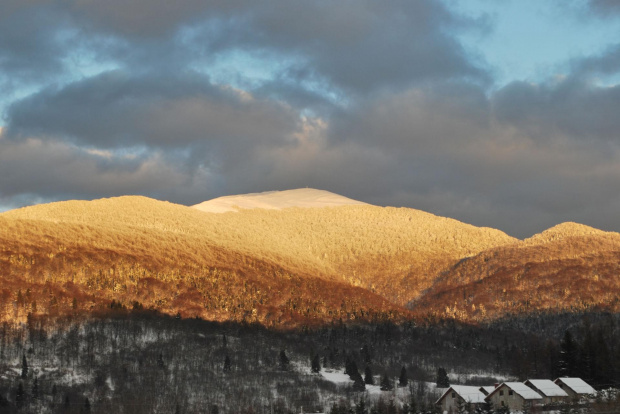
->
xmin=192 ymin=188 xmax=368 ymax=213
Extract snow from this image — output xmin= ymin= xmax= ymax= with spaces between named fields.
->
xmin=437 ymin=386 xmax=487 ymax=404
xmin=319 ymin=369 xmax=415 ymax=399
xmin=60 ymin=369 xmax=91 ymax=386
xmin=525 ymin=380 xmax=569 ymax=397
xmin=320 ymin=369 xmax=353 ymax=385
xmin=106 ymin=376 xmax=115 ymax=392
xmin=555 ymin=378 xmax=596 ymax=395
xmin=501 ymin=382 xmax=543 ymax=400
xmin=448 ymin=371 xmax=511 ymax=384
xmin=365 ymin=384 xmax=383 ymax=395
xmin=192 ymin=188 xmax=368 ymax=213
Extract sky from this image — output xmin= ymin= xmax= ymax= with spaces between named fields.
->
xmin=1 ymin=0 xmax=620 ymax=238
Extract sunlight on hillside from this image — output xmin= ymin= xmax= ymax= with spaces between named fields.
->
xmin=2 ymin=195 xmax=619 ymax=327
xmin=417 ymin=230 xmax=620 ymax=322
xmin=1 ymin=196 xmax=516 ymax=304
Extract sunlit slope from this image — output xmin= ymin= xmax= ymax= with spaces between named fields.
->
xmin=412 ymin=224 xmax=620 ymax=321
xmin=2 ymin=195 xmax=516 ymax=309
xmin=197 ymin=205 xmax=517 ymax=304
xmin=523 ymin=222 xmax=610 ymax=245
xmin=2 ymin=195 xmax=617 ymax=325
xmin=0 ymin=197 xmax=408 ymax=327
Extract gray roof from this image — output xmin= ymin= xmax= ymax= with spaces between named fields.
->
xmin=488 ymin=382 xmax=543 ymax=400
xmin=554 ymin=378 xmax=596 ymax=395
xmin=525 ymin=380 xmax=569 ymax=397
xmin=437 ymin=385 xmax=488 ymax=404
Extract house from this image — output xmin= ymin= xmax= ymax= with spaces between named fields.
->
xmin=554 ymin=378 xmax=596 ymax=400
xmin=524 ymin=379 xmax=568 ymax=404
xmin=485 ymin=382 xmax=542 ymax=412
xmin=436 ymin=385 xmax=487 ymax=414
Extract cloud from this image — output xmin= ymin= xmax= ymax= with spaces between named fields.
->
xmin=571 ymin=44 xmax=620 ymax=78
xmin=236 ymin=0 xmax=488 ymax=93
xmin=0 ymin=3 xmax=71 ymax=83
xmin=586 ymin=0 xmax=620 ymax=16
xmin=0 ymin=0 xmax=489 ymax=98
xmin=0 ymin=134 xmax=212 ymax=204
xmin=5 ymin=71 xmax=301 ymax=151
xmin=493 ymin=78 xmax=620 ymax=143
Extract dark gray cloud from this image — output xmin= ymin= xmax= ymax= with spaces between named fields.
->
xmin=5 ymin=71 xmax=300 ymax=150
xmin=493 ymin=78 xmax=620 ymax=143
xmin=0 ymin=0 xmax=487 ymax=96
xmin=0 ymin=135 xmax=211 ymax=203
xmin=572 ymin=44 xmax=620 ymax=78
xmin=329 ymin=81 xmax=491 ymax=150
xmin=236 ymin=1 xmax=487 ymax=93
xmin=0 ymin=3 xmax=71 ymax=82
xmin=586 ymin=0 xmax=620 ymax=16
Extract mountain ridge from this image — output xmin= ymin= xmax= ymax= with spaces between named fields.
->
xmin=1 ymin=190 xmax=619 ymax=327
xmin=3 ymin=193 xmax=517 ymax=304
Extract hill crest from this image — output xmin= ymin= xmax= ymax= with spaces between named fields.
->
xmin=524 ymin=222 xmax=610 ymax=245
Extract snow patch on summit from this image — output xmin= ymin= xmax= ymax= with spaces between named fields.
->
xmin=192 ymin=188 xmax=369 ymax=213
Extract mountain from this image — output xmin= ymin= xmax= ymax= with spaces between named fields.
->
xmin=0 ymin=189 xmax=619 ymax=327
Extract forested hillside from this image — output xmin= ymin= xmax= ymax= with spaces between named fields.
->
xmin=0 ymin=312 xmax=619 ymax=413
xmin=1 ymin=194 xmax=620 ymax=329
xmin=412 ymin=229 xmax=620 ymax=321
xmin=1 ymin=195 xmax=516 ymax=308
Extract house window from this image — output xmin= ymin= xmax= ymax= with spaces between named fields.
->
xmin=501 ymin=401 xmax=505 ymax=406
xmin=499 ymin=391 xmax=504 ymax=396
xmin=452 ymin=392 xmax=456 ymax=398
xmin=509 ymin=390 xmax=513 ymax=396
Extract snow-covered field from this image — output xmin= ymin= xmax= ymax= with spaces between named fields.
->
xmin=320 ymin=369 xmax=353 ymax=385
xmin=319 ymin=368 xmax=441 ymax=405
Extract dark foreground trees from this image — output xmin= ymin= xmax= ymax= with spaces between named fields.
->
xmin=436 ymin=367 xmax=449 ymax=388
xmin=0 ymin=310 xmax=617 ymax=413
